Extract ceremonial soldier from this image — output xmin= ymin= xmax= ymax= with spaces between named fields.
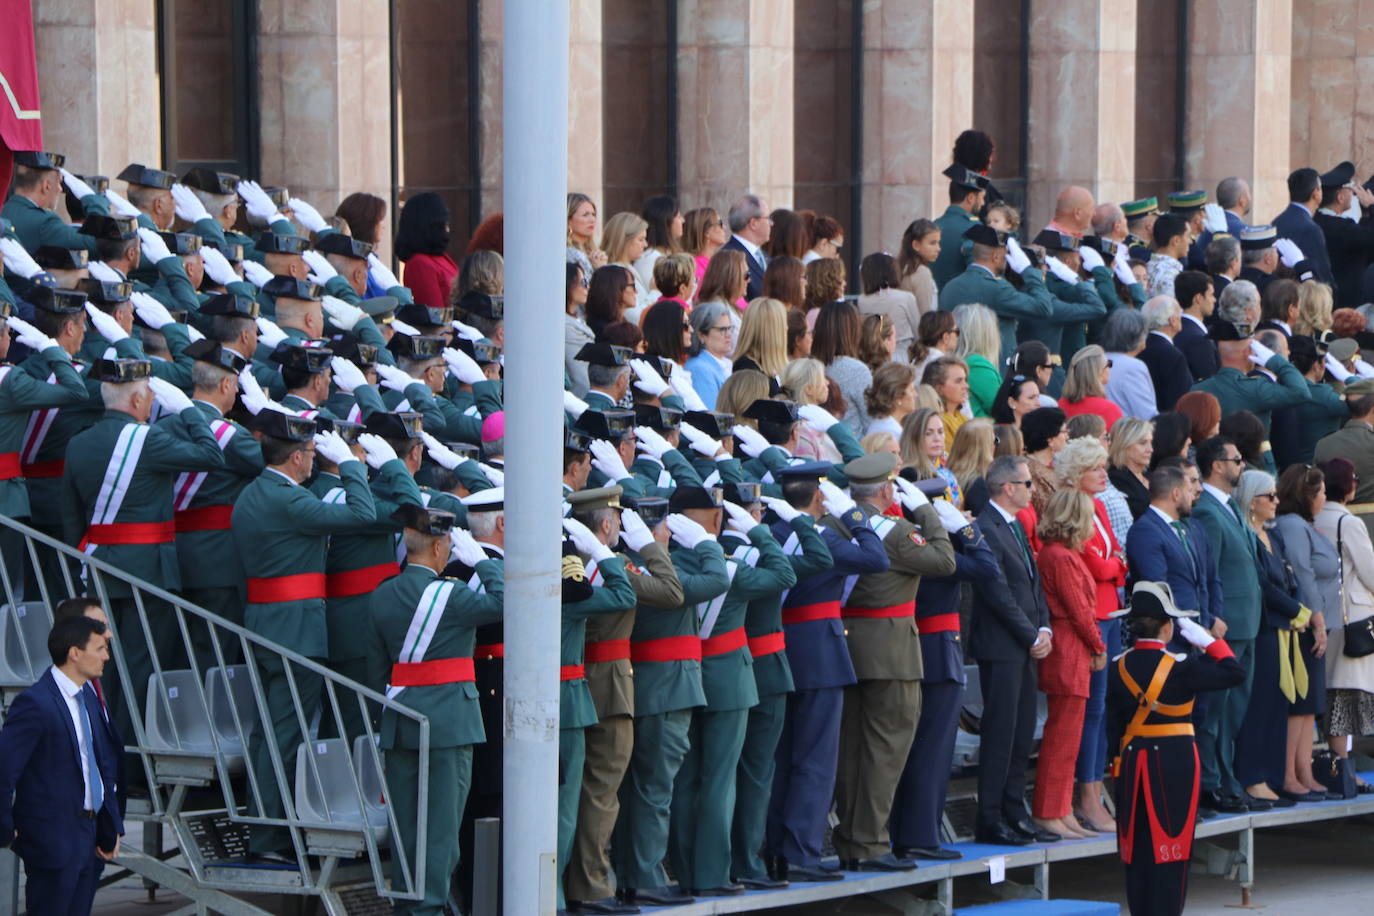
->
xmin=176 ymin=168 xmax=246 ymax=251
xmin=1312 ymin=160 xmax=1374 ymax=307
xmin=1108 ymin=582 xmax=1244 ymax=916
xmin=1191 ymin=337 xmax=1308 ymax=435
xmin=2 ymin=151 xmax=111 ymax=255
xmin=575 ymin=342 xmax=633 ymax=410
xmin=930 ymin=166 xmax=988 ymax=288
xmin=309 ymin=232 xmax=374 ymax=303
xmin=833 ymin=456 xmax=956 ymax=872
xmin=230 ymin=410 xmax=375 ymax=855
xmin=1122 ymin=197 xmax=1160 ymax=249
xmin=113 ymin=163 xmax=181 ymax=233
xmin=366 ymin=504 xmax=504 ymax=916
xmin=383 ymin=334 xmax=487 ymax=444
xmin=1020 ymin=230 xmax=1107 ymax=364
xmin=631 ymin=403 xmax=704 ymax=494
xmin=939 ymin=224 xmax=1055 ymax=365
xmin=256 ymin=276 xmax=324 ymax=351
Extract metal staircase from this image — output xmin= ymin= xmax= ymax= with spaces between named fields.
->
xmin=0 ymin=515 xmax=431 ymax=915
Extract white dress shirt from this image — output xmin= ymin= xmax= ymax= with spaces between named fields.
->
xmin=50 ymin=666 xmax=98 ymax=811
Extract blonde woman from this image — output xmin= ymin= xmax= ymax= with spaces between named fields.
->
xmin=864 ymin=362 xmax=918 ymax=438
xmin=921 ymin=356 xmax=970 ymax=450
xmin=1059 ymin=345 xmax=1123 ymax=431
xmin=899 ymin=406 xmax=962 ymax=506
xmin=567 ymin=192 xmax=606 ymax=278
xmin=600 ymin=211 xmax=653 ymax=319
xmin=860 ymin=430 xmax=899 ymax=458
xmin=947 ymin=418 xmax=995 ymax=491
xmin=714 ymin=369 xmax=773 ymax=431
xmin=1295 ymin=280 xmax=1334 ymax=338
xmin=783 ymin=357 xmax=842 ymax=461
xmin=1106 ymin=417 xmax=1154 ymax=519
xmin=953 ymin=304 xmax=1002 ymax=418
xmin=733 ymin=297 xmax=789 ymax=384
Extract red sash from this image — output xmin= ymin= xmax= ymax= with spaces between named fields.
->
xmin=584 ymin=639 xmax=631 ymax=664
xmin=390 ymin=657 xmax=475 ymax=686
xmin=917 ymin=612 xmax=960 ymax=634
xmin=841 ymin=601 xmax=915 ymax=619
xmin=780 ymin=601 xmax=841 ymax=625
xmin=630 ymin=635 xmax=702 ymax=663
xmin=700 ymin=626 xmax=747 ymax=657
xmin=560 ymin=664 xmax=586 ymax=681
xmin=247 ymin=572 xmax=327 ymax=603
xmin=174 ymin=504 xmax=234 ymax=532
xmin=747 ymin=631 xmax=786 ymax=658
xmin=474 ymin=643 xmax=504 ymax=660
xmin=20 ymin=458 xmax=64 ymax=478
xmin=325 ymin=561 xmax=401 ymax=598
xmin=0 ymin=452 xmax=20 ymax=479
xmin=81 ymin=520 xmax=176 ymax=547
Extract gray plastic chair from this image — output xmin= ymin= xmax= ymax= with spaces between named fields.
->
xmin=294 ymin=738 xmax=387 ymax=838
xmin=205 ymin=665 xmax=252 ymax=768
xmin=0 ymin=602 xmax=53 ymax=687
xmin=144 ymin=669 xmax=215 ymax=753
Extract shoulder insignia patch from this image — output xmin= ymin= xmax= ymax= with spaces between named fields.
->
xmin=625 ymin=561 xmax=642 ymax=575
xmin=909 ymin=531 xmax=926 ymax=546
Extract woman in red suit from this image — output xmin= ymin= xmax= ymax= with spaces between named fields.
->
xmin=395 ymin=191 xmax=459 ymax=310
xmin=1034 ymin=489 xmax=1109 ymax=839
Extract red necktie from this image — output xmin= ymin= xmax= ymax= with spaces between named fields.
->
xmin=93 ymin=678 xmax=106 ymax=710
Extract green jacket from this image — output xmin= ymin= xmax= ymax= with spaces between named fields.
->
xmin=1026 ymin=273 xmax=1108 ymax=361
xmin=747 ymin=514 xmax=833 ymax=697
xmin=134 ymin=255 xmax=201 ymax=315
xmin=60 ymin=407 xmax=226 ymax=596
xmin=2 ymin=192 xmax=110 ymax=255
xmin=366 ymin=561 xmax=504 ymax=749
xmin=939 ymin=263 xmax=1056 ymax=365
xmin=930 ymin=205 xmax=980 ymax=289
xmin=631 ymin=539 xmax=728 ymax=716
xmin=562 ymin=554 xmax=636 ymax=728
xmin=1190 ymin=356 xmax=1310 ymax=433
xmin=0 ymin=348 xmax=87 ymax=517
xmin=1191 ymin=488 xmax=1261 ymax=640
xmin=703 ymin=524 xmax=796 ymax=711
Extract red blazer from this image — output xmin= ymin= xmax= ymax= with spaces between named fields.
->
xmin=401 ymin=252 xmax=459 ymax=310
xmin=1080 ymin=499 xmax=1128 ymax=619
xmin=1037 ymin=542 xmax=1108 ymax=697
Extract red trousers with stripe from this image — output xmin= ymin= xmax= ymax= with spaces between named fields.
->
xmin=1032 ymin=694 xmax=1086 ymax=818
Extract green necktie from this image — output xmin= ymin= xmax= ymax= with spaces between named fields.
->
xmin=1011 ymin=517 xmax=1035 ymax=575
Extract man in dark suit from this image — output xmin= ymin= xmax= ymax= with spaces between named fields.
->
xmin=1206 ymin=233 xmax=1241 ymax=302
xmin=969 ymin=456 xmax=1056 ymax=846
xmin=1172 ymin=270 xmax=1219 ymax=381
xmin=721 ymin=194 xmax=772 ymax=300
xmin=1273 ymin=167 xmax=1335 ymax=285
xmin=1313 ymin=160 xmax=1374 ymax=308
xmin=1140 ymin=295 xmax=1192 ymax=410
xmin=52 ymin=598 xmax=126 ymax=819
xmin=0 ymin=615 xmax=124 ymax=915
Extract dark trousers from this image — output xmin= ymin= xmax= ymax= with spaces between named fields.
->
xmin=1076 ymin=617 xmax=1120 ymax=782
xmin=1235 ymin=630 xmax=1286 ymax=790
xmin=22 ymin=855 xmax=103 ymax=916
xmin=388 ymin=744 xmax=472 ymax=916
xmin=1215 ymin=637 xmax=1255 ymax=796
xmin=891 ymin=678 xmax=963 ymax=848
xmin=247 ymin=655 xmax=324 ymax=855
xmin=1124 ymin=821 xmax=1189 ymax=916
xmin=732 ymin=691 xmax=786 ymax=880
xmin=766 ymin=685 xmax=843 ymax=866
xmin=975 ymin=657 xmax=1037 ymax=830
xmin=611 ymin=709 xmax=692 ymax=890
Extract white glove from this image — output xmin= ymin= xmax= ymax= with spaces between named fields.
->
xmin=86 ymin=260 xmax=124 ymax=282
xmin=894 ymin=476 xmax=931 ymax=511
xmin=287 ymin=197 xmax=328 ymax=234
xmin=452 ymin=318 xmax=484 ymax=342
xmin=1248 ymin=338 xmax=1276 ymax=366
xmin=797 ymin=403 xmax=839 ymax=434
xmin=761 ymin=495 xmax=802 ymax=523
xmin=1203 ymin=203 xmax=1228 ymax=233
xmin=374 ymin=362 xmax=416 ymax=392
xmin=1112 ymin=244 xmax=1137 ymax=287
xmin=4 ymin=315 xmax=58 ymax=352
xmin=1005 ymin=236 xmax=1032 ymax=275
xmin=443 ymin=347 xmax=485 ymax=385
xmin=131 ymin=291 xmax=175 ymax=329
xmin=819 ymin=479 xmax=857 ymax=516
xmin=137 ymin=227 xmax=173 ymax=264
xmin=329 ymin=355 xmax=368 ymax=393
xmin=1355 ymin=357 xmax=1374 ymax=379
xmin=678 ymin=421 xmax=723 ymax=458
xmin=187 ymin=325 xmax=205 ymax=342
xmin=932 ymin=498 xmax=970 ymax=533
xmin=1079 ymin=244 xmax=1105 ymax=272
xmin=449 ymin=527 xmax=487 ymax=567
xmin=238 ymin=369 xmax=271 ymax=415
xmin=563 ymin=517 xmax=615 ymax=562
xmin=199 ymin=245 xmax=238 ymax=287
xmin=629 ymin=358 xmax=670 ymax=398
xmin=722 ymin=501 xmax=759 ymax=537
xmin=620 ymin=509 xmax=655 ymax=552
xmin=1325 ymin=352 xmax=1354 ymax=382
xmin=589 ymin=439 xmax=631 ymax=482
xmin=103 ymin=188 xmax=141 ymax=218
xmin=357 ymin=432 xmax=399 ymax=468
xmin=420 ymin=431 xmax=463 ymax=470
xmin=0 ymin=238 xmax=44 ymax=279
xmin=1177 ymin=616 xmax=1216 ymax=649
xmin=731 ymin=424 xmax=770 ymax=458
xmin=635 ymin=426 xmax=673 ymax=461
xmin=313 ymin=429 xmax=356 ymax=466
xmin=666 ymin=513 xmax=712 ymax=549
xmin=255 ymin=316 xmax=288 ymax=348
xmin=147 ymin=377 xmax=194 ymax=414
xmin=84 ymin=303 xmax=129 ymax=342
xmin=1045 ymin=255 xmax=1080 ymax=284
xmin=302 ymin=250 xmax=338 ymax=286
xmin=1275 ymin=237 xmax=1304 ymax=269
xmin=242 ymin=260 xmax=274 ymax=288
xmin=321 ymin=295 xmax=364 ymax=331
xmin=478 ymin=462 xmax=504 ymax=485
xmin=390 ymin=318 xmax=421 ymax=337
xmin=171 ymin=183 xmax=212 ymax=223
xmin=58 ymin=168 xmax=96 ymax=200
xmin=563 ymin=390 xmax=588 ymax=418
xmin=668 ymin=363 xmax=708 ymax=411
xmin=237 ymin=180 xmax=281 ymax=223
xmin=367 ymin=252 xmax=400 ymax=290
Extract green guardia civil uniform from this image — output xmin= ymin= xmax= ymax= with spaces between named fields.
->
xmin=366 ymin=558 xmax=504 ymax=916
xmin=668 ymin=521 xmax=794 ymax=892
xmin=381 ymin=379 xmax=502 ymax=444
xmin=230 ymin=459 xmax=376 ymax=854
xmin=566 ymin=541 xmax=684 ymax=905
xmin=731 ymin=513 xmax=833 ymax=882
xmin=939 ymin=262 xmax=1056 ymax=366
xmin=930 ymin=205 xmax=980 ymax=289
xmin=77 ymin=325 xmax=196 ymax=389
xmin=610 ymin=538 xmax=728 ymax=893
xmin=2 ymin=191 xmax=110 ymax=255
xmin=1190 ymin=354 xmax=1311 ymax=434
xmin=1024 ymin=272 xmax=1108 ymax=363
xmin=833 ymin=501 xmax=954 ymax=862
xmin=133 ymin=254 xmax=201 ymax=315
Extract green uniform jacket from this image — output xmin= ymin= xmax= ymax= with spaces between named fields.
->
xmin=1190 ymin=356 xmax=1310 ymax=433
xmin=930 ymin=205 xmax=979 ymax=289
xmin=704 ymin=525 xmax=796 ymax=711
xmin=157 ymin=400 xmax=264 ymax=590
xmin=747 ymin=514 xmax=833 ymax=697
xmin=1026 ymin=274 xmax=1108 ymax=361
xmin=632 ymin=540 xmax=729 ymax=717
xmin=586 ymin=542 xmax=683 ymax=720
xmin=381 ymin=381 xmax=500 ymax=444
xmin=321 ymin=382 xmax=392 ymax=424
xmin=939 ymin=263 xmax=1056 ymax=365
xmin=134 ymin=255 xmax=201 ymax=315
xmin=0 ymin=348 xmax=87 ymax=517
xmin=1087 ymin=264 xmax=1144 ymax=310
xmin=78 ymin=326 xmax=194 ymax=388
xmin=562 ymin=555 xmax=636 ymax=728
xmin=1289 ymin=379 xmax=1348 ymax=466
xmin=1191 ymin=489 xmax=1261 ymax=641
xmin=844 ymin=503 xmax=955 ymax=681
xmin=2 ymin=193 xmax=109 ymax=255
xmin=366 ymin=561 xmax=504 ymax=749
xmin=60 ymin=407 xmax=226 ymax=595
xmin=231 ymin=461 xmax=376 ymax=656
xmin=1313 ymin=420 xmax=1374 ymax=505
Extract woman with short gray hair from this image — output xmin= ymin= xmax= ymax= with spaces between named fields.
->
xmin=1100 ymin=309 xmax=1157 ymax=420
xmin=684 ymin=299 xmax=734 ymax=408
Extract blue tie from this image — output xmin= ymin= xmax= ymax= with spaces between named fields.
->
xmin=79 ymin=694 xmax=103 ymax=813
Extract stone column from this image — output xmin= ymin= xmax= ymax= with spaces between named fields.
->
xmin=859 ymin=0 xmax=974 ymax=254
xmin=477 ymin=0 xmax=505 ymax=217
xmin=1026 ymin=0 xmax=1137 ymax=232
xmin=1184 ymin=0 xmax=1292 ymax=221
xmin=31 ymin=0 xmax=161 ymax=177
xmin=1290 ymin=0 xmax=1374 ymax=178
xmin=257 ymin=0 xmax=393 ymax=253
xmin=675 ymin=0 xmax=795 ymax=211
xmin=567 ymin=0 xmax=604 ymax=208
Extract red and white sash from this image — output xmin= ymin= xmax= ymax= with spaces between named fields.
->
xmin=172 ymin=419 xmax=238 ymax=510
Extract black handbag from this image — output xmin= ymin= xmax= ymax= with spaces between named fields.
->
xmin=1313 ymin=750 xmax=1357 ymax=799
xmin=1336 ymin=516 xmax=1374 ymax=658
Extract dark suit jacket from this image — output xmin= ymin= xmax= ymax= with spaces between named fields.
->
xmin=0 ymin=670 xmax=123 ymax=868
xmin=1139 ymin=332 xmax=1192 ymax=411
xmin=1273 ymin=202 xmax=1335 ymax=285
xmin=970 ymin=504 xmax=1049 ymax=662
xmin=1126 ymin=508 xmax=1223 ymax=631
xmin=722 ymin=235 xmax=766 ymax=301
xmin=1175 ymin=316 xmax=1219 ymax=381
xmin=1315 ymin=210 xmax=1374 ymax=307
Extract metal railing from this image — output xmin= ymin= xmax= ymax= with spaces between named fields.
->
xmin=0 ymin=513 xmax=429 ymax=909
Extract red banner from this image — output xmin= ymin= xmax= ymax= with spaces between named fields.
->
xmin=0 ymin=0 xmax=43 ymax=192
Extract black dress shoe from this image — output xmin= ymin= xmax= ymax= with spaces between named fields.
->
xmin=895 ymin=845 xmax=962 ymax=861
xmin=786 ymin=864 xmax=845 ymax=882
xmin=839 ymin=853 xmax=917 ymax=871
xmin=735 ymin=874 xmax=788 ymax=889
xmin=694 ymin=884 xmax=746 ymax=896
xmin=619 ymin=886 xmax=695 ymax=907
xmin=975 ymin=824 xmax=1032 ymax=846
xmin=765 ymin=855 xmax=787 ymax=882
xmin=1244 ymin=793 xmax=1275 ymax=811
xmin=1357 ymin=782 xmax=1374 ymax=795
xmin=1008 ymin=820 xmax=1062 ymax=843
xmin=570 ymin=897 xmax=640 ymax=914
xmin=1209 ymin=792 xmax=1249 ymax=813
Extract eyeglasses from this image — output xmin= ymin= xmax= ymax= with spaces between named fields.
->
xmin=1105 ymin=359 xmax=1114 ymax=368
xmin=1258 ymin=492 xmax=1278 ymax=501
xmin=1218 ymin=456 xmax=1245 ymax=465
xmin=1011 ymin=480 xmax=1034 ymax=488
xmin=682 ymin=322 xmax=692 ymax=330
xmin=710 ymin=324 xmax=733 ymax=334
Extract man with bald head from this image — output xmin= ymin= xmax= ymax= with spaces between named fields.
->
xmin=1046 ymin=186 xmax=1094 ymax=238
